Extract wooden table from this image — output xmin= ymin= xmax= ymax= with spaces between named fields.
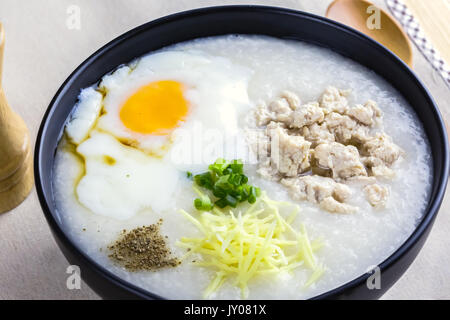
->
xmin=0 ymin=0 xmax=448 ymax=299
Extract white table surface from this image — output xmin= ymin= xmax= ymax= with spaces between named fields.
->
xmin=0 ymin=0 xmax=449 ymax=300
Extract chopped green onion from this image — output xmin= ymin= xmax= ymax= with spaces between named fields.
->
xmin=225 ymin=194 xmax=238 ymax=208
xmin=194 ymin=194 xmax=213 ymax=211
xmin=215 ymin=198 xmax=228 ymax=208
xmin=208 ymin=158 xmax=230 ymax=175
xmin=194 ymin=172 xmax=214 ymax=190
xmin=192 ymin=158 xmax=261 ymax=211
xmin=230 ymin=159 xmax=244 ymax=174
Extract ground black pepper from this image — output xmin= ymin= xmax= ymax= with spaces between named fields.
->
xmin=108 ymin=219 xmax=180 ymax=271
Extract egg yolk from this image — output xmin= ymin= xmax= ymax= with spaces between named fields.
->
xmin=120 ymin=80 xmax=188 ymax=135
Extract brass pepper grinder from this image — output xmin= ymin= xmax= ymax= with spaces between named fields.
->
xmin=0 ymin=23 xmax=34 ymax=213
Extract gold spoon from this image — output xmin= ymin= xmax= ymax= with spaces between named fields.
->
xmin=326 ymin=0 xmax=413 ymax=67
xmin=0 ymin=22 xmax=34 ymax=213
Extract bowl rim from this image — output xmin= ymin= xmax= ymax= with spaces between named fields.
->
xmin=34 ymin=5 xmax=449 ymax=300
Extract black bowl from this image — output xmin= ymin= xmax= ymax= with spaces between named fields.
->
xmin=35 ymin=5 xmax=449 ymax=300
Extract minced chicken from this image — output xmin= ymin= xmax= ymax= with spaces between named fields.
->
xmin=251 ymin=86 xmax=402 ymax=213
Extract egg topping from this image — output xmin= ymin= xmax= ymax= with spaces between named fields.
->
xmin=119 ymin=80 xmax=188 ymax=135
xmin=64 ymin=50 xmax=253 ymax=221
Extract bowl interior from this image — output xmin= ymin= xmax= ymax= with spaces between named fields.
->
xmin=35 ymin=6 xmax=449 ymax=299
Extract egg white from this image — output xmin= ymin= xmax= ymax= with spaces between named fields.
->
xmin=75 ymin=131 xmax=181 ymax=220
xmin=65 ymin=87 xmax=103 ymax=144
xmin=64 ymin=49 xmax=253 ymax=220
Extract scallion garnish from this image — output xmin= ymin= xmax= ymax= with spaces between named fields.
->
xmin=191 ymin=158 xmax=261 ymax=211
xmin=194 ymin=194 xmax=213 ymax=211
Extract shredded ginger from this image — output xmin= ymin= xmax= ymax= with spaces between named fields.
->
xmin=177 ymin=191 xmax=325 ymax=299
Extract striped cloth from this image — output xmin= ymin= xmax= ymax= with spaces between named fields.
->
xmin=386 ymin=0 xmax=450 ymax=86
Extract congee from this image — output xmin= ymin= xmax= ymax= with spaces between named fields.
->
xmin=53 ymin=35 xmax=432 ymax=299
